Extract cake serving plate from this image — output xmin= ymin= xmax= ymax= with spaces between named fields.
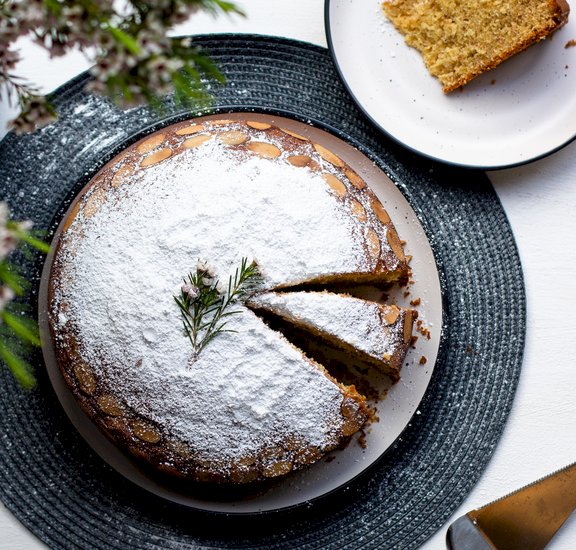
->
xmin=38 ymin=111 xmax=443 ymax=514
xmin=325 ymin=0 xmax=576 ymax=169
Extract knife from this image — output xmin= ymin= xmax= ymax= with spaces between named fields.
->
xmin=446 ymin=462 xmax=576 ymax=550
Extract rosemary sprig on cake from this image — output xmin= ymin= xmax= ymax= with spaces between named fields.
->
xmin=174 ymin=257 xmax=261 ymax=359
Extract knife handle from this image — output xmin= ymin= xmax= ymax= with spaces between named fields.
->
xmin=446 ymin=515 xmax=496 ymax=550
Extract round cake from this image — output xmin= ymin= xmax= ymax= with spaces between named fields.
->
xmin=48 ymin=116 xmax=411 ymax=484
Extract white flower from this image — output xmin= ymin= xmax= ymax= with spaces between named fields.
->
xmin=181 ymin=283 xmax=199 ymax=301
xmin=201 ymin=276 xmax=214 ymax=287
xmin=195 ymin=260 xmax=216 ymax=278
xmin=0 ymin=202 xmax=34 ymax=260
xmin=0 ymin=203 xmax=17 ymax=260
xmin=146 ymin=55 xmax=185 ymax=83
xmin=9 ymin=96 xmax=56 ymax=134
xmin=85 ymin=79 xmax=107 ymax=95
xmin=0 ymin=47 xmax=20 ymax=70
xmin=0 ymin=232 xmax=17 ymax=259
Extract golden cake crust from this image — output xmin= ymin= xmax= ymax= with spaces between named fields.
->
xmin=51 ymin=325 xmax=369 ymax=484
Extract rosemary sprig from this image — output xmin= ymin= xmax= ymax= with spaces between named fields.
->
xmin=174 ymin=258 xmax=261 ymax=359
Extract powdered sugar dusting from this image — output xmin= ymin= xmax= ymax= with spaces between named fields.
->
xmin=52 ymin=135 xmax=376 ymax=462
xmin=251 ymin=291 xmax=402 ymax=360
xmin=107 ymin=137 xmax=370 ymax=286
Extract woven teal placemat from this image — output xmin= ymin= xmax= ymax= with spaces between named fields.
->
xmin=0 ymin=35 xmax=525 ymax=549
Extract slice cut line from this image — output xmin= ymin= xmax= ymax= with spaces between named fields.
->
xmin=247 ymin=290 xmax=416 ymax=383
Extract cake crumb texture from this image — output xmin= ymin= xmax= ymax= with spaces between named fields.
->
xmin=247 ymin=291 xmax=415 ymax=382
xmin=382 ymin=0 xmax=570 ymax=92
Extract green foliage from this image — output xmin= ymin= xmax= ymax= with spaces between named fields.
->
xmin=6 ymin=222 xmax=50 ymax=254
xmin=0 ymin=221 xmax=50 ymax=389
xmin=0 ymin=340 xmax=36 ymax=390
xmin=0 ymin=0 xmax=244 ymax=132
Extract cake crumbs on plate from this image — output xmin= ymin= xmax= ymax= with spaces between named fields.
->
xmin=416 ymin=319 xmax=431 ymax=340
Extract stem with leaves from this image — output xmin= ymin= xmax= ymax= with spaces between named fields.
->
xmin=0 ymin=204 xmax=50 ymax=388
xmin=0 ymin=0 xmax=243 ymax=133
xmin=174 ymin=258 xmax=261 ymax=359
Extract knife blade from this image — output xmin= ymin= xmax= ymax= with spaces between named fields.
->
xmin=446 ymin=462 xmax=576 ymax=550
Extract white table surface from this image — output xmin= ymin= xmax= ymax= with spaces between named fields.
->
xmin=2 ymin=1 xmax=576 ymax=548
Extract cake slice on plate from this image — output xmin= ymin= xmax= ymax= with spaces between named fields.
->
xmin=382 ymin=0 xmax=570 ymax=92
xmin=247 ymin=291 xmax=416 ymax=383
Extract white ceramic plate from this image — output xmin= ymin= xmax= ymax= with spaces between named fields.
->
xmin=39 ymin=113 xmax=443 ymax=514
xmin=326 ymin=0 xmax=576 ymax=169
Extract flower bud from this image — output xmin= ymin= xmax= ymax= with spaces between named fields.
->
xmin=181 ymin=283 xmax=199 ymax=301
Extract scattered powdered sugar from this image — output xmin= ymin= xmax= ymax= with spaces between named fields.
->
xmin=251 ymin=291 xmax=401 ymax=360
xmin=53 ymin=136 xmax=374 ymax=461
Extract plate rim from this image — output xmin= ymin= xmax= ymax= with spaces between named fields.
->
xmin=323 ymin=0 xmax=576 ymax=170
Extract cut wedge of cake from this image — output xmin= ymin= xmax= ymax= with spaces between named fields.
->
xmin=382 ymin=0 xmax=570 ymax=92
xmin=247 ymin=291 xmax=416 ymax=383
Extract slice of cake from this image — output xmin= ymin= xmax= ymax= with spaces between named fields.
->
xmin=48 ymin=117 xmax=410 ymax=484
xmin=382 ymin=0 xmax=570 ymax=92
xmin=247 ymin=291 xmax=416 ymax=383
